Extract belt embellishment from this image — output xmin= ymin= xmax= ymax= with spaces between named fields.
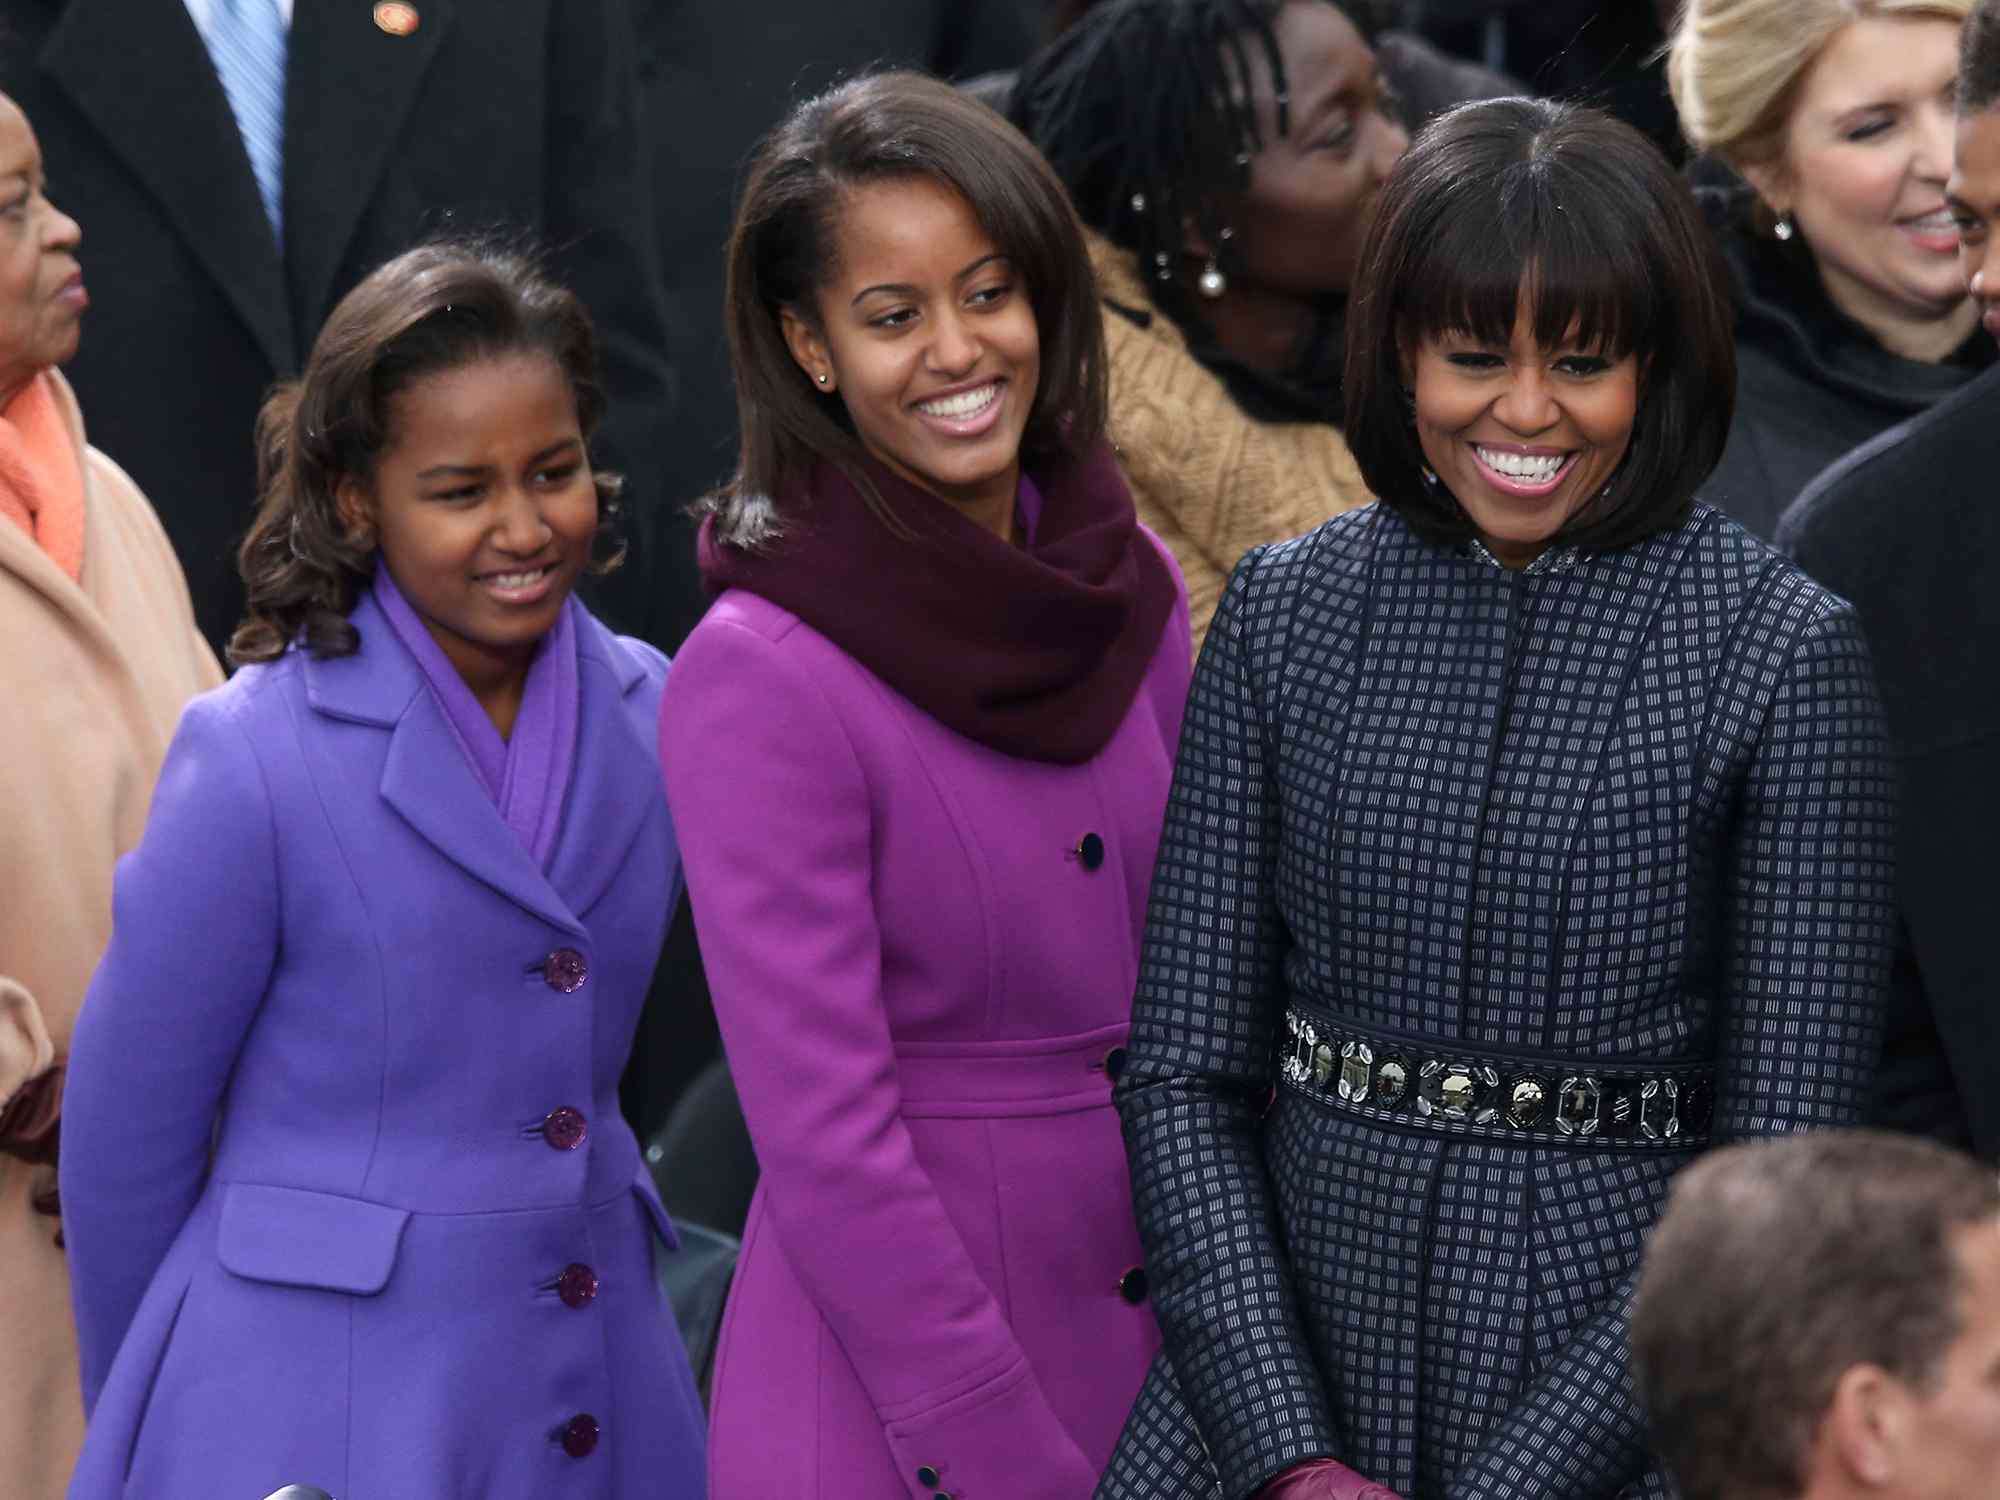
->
xmin=1279 ymin=1006 xmax=1715 ymax=1148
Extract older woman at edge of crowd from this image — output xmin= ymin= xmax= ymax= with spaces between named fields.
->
xmin=1669 ymin=0 xmax=1988 ymax=538
xmin=1012 ymin=0 xmax=1406 ymax=651
xmin=1100 ymin=98 xmax=1896 ymax=1500
xmin=0 ymin=86 xmax=218 ymax=1500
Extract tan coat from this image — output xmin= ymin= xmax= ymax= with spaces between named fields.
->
xmin=1092 ymin=232 xmax=1374 ymax=651
xmin=0 ymin=369 xmax=218 ymax=1500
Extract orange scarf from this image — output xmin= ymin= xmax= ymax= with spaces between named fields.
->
xmin=0 ymin=372 xmax=84 ymax=581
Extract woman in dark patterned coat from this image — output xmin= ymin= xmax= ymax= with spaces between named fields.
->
xmin=1099 ymin=99 xmax=1899 ymax=1500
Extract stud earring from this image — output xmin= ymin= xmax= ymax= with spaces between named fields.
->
xmin=1198 ymin=257 xmax=1227 ymax=300
xmin=815 ymin=372 xmax=830 ymax=386
xmin=1773 ymin=214 xmax=1796 ymax=242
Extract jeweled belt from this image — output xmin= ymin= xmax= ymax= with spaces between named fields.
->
xmin=1278 ymin=1002 xmax=1716 ymax=1150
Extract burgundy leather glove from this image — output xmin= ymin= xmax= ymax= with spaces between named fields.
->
xmin=1254 ymin=1459 xmax=1407 ymax=1500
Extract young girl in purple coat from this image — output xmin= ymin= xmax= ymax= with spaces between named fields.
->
xmin=59 ymin=243 xmax=705 ymax=1499
xmin=660 ymin=71 xmax=1192 ymax=1500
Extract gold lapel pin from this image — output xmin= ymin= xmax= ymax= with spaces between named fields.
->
xmin=372 ymin=1 xmax=420 ymax=36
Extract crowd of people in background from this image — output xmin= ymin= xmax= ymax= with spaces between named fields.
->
xmin=6 ymin=1 xmax=2000 ymax=1498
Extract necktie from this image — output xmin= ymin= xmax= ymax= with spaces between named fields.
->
xmin=207 ymin=0 xmax=287 ymax=248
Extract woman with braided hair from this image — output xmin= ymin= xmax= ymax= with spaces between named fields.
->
xmin=1012 ymin=0 xmax=1406 ymax=649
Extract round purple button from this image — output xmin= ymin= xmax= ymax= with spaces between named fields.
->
xmin=542 ymin=1106 xmax=587 ymax=1151
xmin=557 ymin=1262 xmax=599 ymax=1308
xmin=560 ymin=1413 xmax=599 ymax=1458
xmin=543 ymin=947 xmax=588 ymax=993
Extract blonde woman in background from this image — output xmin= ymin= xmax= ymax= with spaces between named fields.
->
xmin=1669 ymin=0 xmax=1987 ymax=537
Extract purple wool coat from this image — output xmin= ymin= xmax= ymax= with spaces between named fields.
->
xmin=60 ymin=593 xmax=706 ymax=1500
xmin=659 ymin=559 xmax=1192 ymax=1500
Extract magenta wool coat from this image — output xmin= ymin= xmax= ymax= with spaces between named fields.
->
xmin=659 ymin=568 xmax=1191 ymax=1500
xmin=60 ymin=593 xmax=705 ymax=1499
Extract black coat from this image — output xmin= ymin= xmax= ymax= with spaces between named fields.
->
xmin=1778 ymin=364 xmax=2000 ymax=1160
xmin=0 ymin=0 xmax=691 ymax=654
xmin=1700 ymin=185 xmax=1994 ymax=541
xmin=1103 ymin=504 xmax=1895 ymax=1500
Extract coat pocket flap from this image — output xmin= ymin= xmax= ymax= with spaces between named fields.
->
xmin=633 ymin=1166 xmax=681 ymax=1253
xmin=218 ymin=1183 xmax=412 ymax=1294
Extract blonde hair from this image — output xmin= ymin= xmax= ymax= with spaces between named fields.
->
xmin=1668 ymin=0 xmax=1973 ymax=168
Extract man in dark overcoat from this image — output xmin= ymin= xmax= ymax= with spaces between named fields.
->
xmin=0 ymin=0 xmax=691 ymax=655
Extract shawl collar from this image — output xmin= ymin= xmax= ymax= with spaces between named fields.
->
xmin=302 ymin=592 xmax=653 ymax=933
xmin=700 ymin=440 xmax=1178 ymax=764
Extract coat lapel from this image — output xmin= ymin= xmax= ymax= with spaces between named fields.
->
xmin=41 ymin=0 xmax=297 ymax=374
xmin=284 ymin=0 xmax=454 ymax=332
xmin=544 ymin=614 xmax=658 ymax=921
xmin=305 ymin=594 xmax=586 ymax=937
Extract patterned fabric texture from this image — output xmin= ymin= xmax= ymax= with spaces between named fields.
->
xmin=1100 ymin=503 xmax=1897 ymax=1500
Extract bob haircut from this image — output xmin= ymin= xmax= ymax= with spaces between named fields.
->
xmin=229 ymin=239 xmax=620 ymax=666
xmin=1344 ymin=98 xmax=1736 ymax=555
xmin=708 ymin=70 xmax=1107 ymax=549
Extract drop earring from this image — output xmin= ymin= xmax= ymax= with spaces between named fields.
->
xmin=1198 ymin=256 xmax=1226 ymax=300
xmin=1773 ymin=213 xmax=1795 ymax=242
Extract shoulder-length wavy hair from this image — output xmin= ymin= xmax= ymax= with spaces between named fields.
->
xmin=707 ymin=70 xmax=1106 ymax=549
xmin=228 ymin=239 xmax=621 ymax=667
xmin=1344 ymin=98 xmax=1737 ymax=554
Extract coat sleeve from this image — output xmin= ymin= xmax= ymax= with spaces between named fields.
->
xmin=541 ymin=0 xmax=699 ymax=650
xmin=657 ymin=618 xmax=1100 ymax=1500
xmin=1444 ymin=601 xmax=1897 ymax=1500
xmin=59 ymin=692 xmax=280 ymax=1412
xmin=1114 ymin=549 xmax=1339 ymax=1500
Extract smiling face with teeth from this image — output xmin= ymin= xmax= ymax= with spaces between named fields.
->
xmin=1406 ymin=304 xmax=1639 ymax=569
xmin=780 ymin=174 xmax=1041 ymax=540
xmin=337 ymin=351 xmax=597 ymax=731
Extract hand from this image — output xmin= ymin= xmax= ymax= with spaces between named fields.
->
xmin=1255 ymin=1458 xmax=1407 ymax=1500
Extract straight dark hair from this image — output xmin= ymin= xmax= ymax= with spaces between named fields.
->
xmin=1344 ymin=97 xmax=1736 ymax=554
xmin=708 ymin=70 xmax=1106 ymax=549
xmin=229 ymin=239 xmax=621 ymax=666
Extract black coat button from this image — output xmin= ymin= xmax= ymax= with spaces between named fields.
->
xmin=1100 ymin=1046 xmax=1127 ymax=1082
xmin=543 ymin=947 xmax=588 ymax=993
xmin=916 ymin=1466 xmax=940 ymax=1488
xmin=1074 ymin=833 xmax=1105 ymax=870
xmin=557 ymin=1263 xmax=598 ymax=1308
xmin=542 ymin=1107 xmax=587 ymax=1151
xmin=1118 ymin=1266 xmax=1149 ymax=1303
xmin=560 ymin=1413 xmax=599 ymax=1457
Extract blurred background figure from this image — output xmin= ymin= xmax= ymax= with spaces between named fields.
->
xmin=1780 ymin=0 xmax=2000 ymax=1163
xmin=1669 ymin=0 xmax=1990 ymax=537
xmin=0 ymin=0 xmax=687 ymax=656
xmin=0 ymin=84 xmax=217 ymax=1500
xmin=1633 ymin=1131 xmax=2000 ymax=1500
xmin=1012 ymin=0 xmax=1405 ymax=649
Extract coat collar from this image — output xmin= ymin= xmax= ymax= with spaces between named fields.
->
xmin=284 ymin=0 xmax=454 ymax=339
xmin=303 ymin=590 xmax=655 ymax=934
xmin=41 ymin=0 xmax=297 ymax=373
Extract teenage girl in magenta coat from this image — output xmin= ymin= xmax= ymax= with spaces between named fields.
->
xmin=660 ymin=74 xmax=1190 ymax=1500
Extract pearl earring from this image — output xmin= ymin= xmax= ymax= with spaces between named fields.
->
xmin=1198 ymin=257 xmax=1226 ymax=300
xmin=815 ymin=372 xmax=830 ymax=386
xmin=1773 ymin=214 xmax=1795 ymax=242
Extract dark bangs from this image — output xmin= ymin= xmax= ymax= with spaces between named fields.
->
xmin=1347 ymin=97 xmax=1736 ymax=554
xmin=1395 ymin=201 xmax=1654 ymax=364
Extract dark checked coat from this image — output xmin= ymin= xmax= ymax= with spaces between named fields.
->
xmin=1098 ymin=502 xmax=1897 ymax=1500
